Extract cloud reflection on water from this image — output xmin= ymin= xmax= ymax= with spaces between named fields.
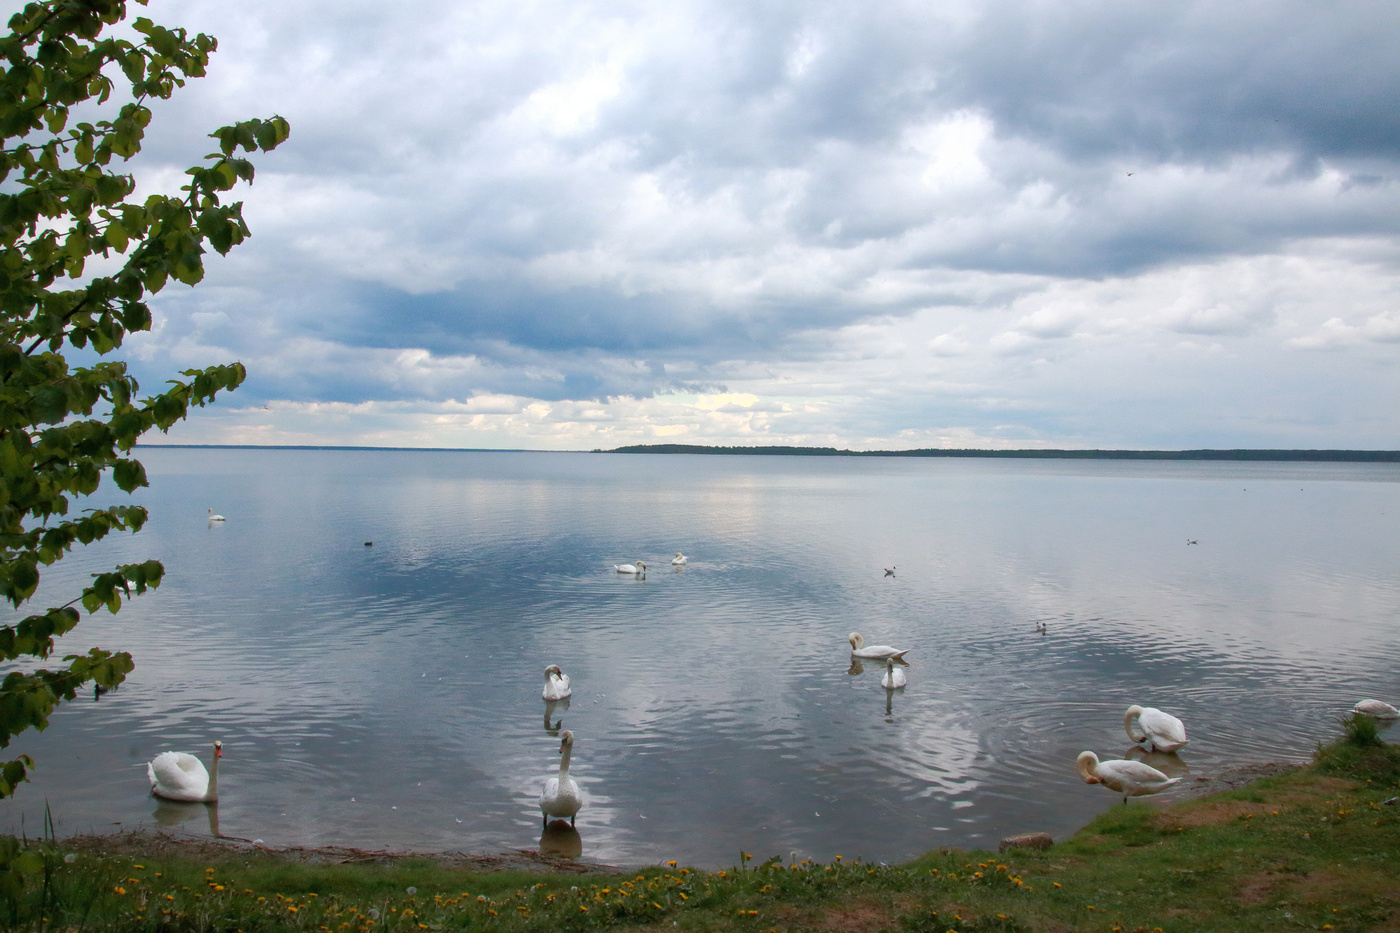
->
xmin=1 ymin=451 xmax=1396 ymax=867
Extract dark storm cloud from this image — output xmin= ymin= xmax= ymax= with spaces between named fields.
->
xmin=944 ymin=0 xmax=1400 ymax=165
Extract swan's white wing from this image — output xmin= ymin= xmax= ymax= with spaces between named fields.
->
xmin=1354 ymin=699 xmax=1400 ymax=718
xmin=540 ymin=777 xmax=560 ymax=810
xmin=543 ymin=672 xmax=572 ymax=700
xmin=853 ymin=645 xmax=909 ymax=660
xmin=1139 ymin=707 xmax=1188 ymax=750
xmin=540 ymin=777 xmax=583 ymax=817
xmin=149 ymin=752 xmax=209 ymax=798
xmin=1096 ymin=759 xmax=1177 ymax=795
xmin=881 ymin=669 xmax=907 ymax=688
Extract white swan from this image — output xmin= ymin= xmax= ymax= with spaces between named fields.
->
xmin=671 ymin=552 xmax=688 ymax=565
xmin=1077 ymin=750 xmax=1179 ymax=804
xmin=1353 ymin=699 xmax=1400 ymax=718
xmin=848 ymin=632 xmax=909 ymax=661
xmin=539 ymin=730 xmax=583 ymax=827
xmin=1124 ymin=705 xmax=1189 ymax=753
xmin=614 ymin=561 xmax=646 ymax=574
xmin=148 ymin=740 xmax=222 ymax=802
xmin=881 ymin=658 xmax=907 ymax=689
xmin=207 ymin=509 xmax=225 ymax=522
xmin=543 ymin=664 xmax=572 ymax=700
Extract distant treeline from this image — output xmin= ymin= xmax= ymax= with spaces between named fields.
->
xmin=604 ymin=445 xmax=1400 ymax=462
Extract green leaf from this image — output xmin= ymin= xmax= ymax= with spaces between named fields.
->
xmin=0 ymin=0 xmax=287 ymax=799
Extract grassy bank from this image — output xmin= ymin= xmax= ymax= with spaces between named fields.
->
xmin=3 ymin=728 xmax=1397 ymax=932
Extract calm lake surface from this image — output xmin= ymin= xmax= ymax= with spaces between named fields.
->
xmin=3 ymin=449 xmax=1398 ymax=867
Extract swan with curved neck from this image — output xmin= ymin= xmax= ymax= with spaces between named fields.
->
xmin=848 ymin=632 xmax=909 ymax=661
xmin=543 ymin=664 xmax=572 ymax=701
xmin=539 ymin=730 xmax=583 ymax=826
xmin=1077 ymin=750 xmax=1178 ymax=804
xmin=614 ymin=561 xmax=646 ymax=574
xmin=671 ymin=552 xmax=688 ymax=565
xmin=1124 ymin=705 xmax=1188 ymax=753
xmin=148 ymin=740 xmax=222 ymax=802
xmin=881 ymin=658 xmax=907 ymax=689
xmin=1353 ymin=699 xmax=1400 ymax=718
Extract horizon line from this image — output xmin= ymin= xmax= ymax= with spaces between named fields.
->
xmin=137 ymin=443 xmax=1400 ymax=461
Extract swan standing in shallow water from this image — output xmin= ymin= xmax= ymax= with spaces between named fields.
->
xmin=1077 ymin=750 xmax=1178 ymax=804
xmin=543 ymin=665 xmax=572 ymax=700
xmin=539 ymin=730 xmax=583 ymax=826
xmin=1124 ymin=705 xmax=1189 ymax=753
xmin=613 ymin=561 xmax=646 ymax=574
xmin=1353 ymin=699 xmax=1400 ymax=718
xmin=207 ymin=509 xmax=225 ymax=522
xmin=881 ymin=658 xmax=907 ymax=689
xmin=148 ymin=741 xmax=222 ymax=802
xmin=848 ymin=632 xmax=909 ymax=661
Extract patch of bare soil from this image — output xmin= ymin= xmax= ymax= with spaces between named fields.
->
xmin=1173 ymin=761 xmax=1305 ymax=800
xmin=806 ymin=902 xmax=895 ymax=933
xmin=64 ymin=828 xmax=611 ymax=874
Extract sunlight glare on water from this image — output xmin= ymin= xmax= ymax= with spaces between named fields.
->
xmin=2 ymin=449 xmax=1397 ymax=867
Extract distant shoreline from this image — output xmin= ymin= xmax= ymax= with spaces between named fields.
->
xmin=138 ymin=444 xmax=1400 ymax=462
xmin=605 ymin=445 xmax=1400 ymax=461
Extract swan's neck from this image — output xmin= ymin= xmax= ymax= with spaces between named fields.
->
xmin=1077 ymin=753 xmax=1098 ymax=782
xmin=1124 ymin=709 xmax=1144 ymax=741
xmin=558 ymin=745 xmax=573 ymax=780
xmin=206 ymin=749 xmax=220 ymax=801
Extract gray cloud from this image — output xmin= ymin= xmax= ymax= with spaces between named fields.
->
xmin=96 ymin=0 xmax=1400 ymax=447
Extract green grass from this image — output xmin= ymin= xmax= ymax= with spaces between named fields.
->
xmin=4 ymin=735 xmax=1398 ymax=932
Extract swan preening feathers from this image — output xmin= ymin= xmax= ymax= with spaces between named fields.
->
xmin=614 ymin=561 xmax=646 ymax=574
xmin=1124 ymin=705 xmax=1189 ymax=753
xmin=671 ymin=552 xmax=688 ymax=565
xmin=1077 ymin=750 xmax=1179 ymax=804
xmin=539 ymin=730 xmax=583 ymax=826
xmin=848 ymin=632 xmax=909 ymax=661
xmin=881 ymin=658 xmax=907 ymax=689
xmin=148 ymin=741 xmax=222 ymax=803
xmin=1353 ymin=699 xmax=1400 ymax=718
xmin=543 ymin=665 xmax=572 ymax=701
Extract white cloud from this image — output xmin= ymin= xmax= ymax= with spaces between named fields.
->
xmin=85 ymin=0 xmax=1400 ymax=450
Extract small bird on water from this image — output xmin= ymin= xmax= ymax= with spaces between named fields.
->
xmin=884 ymin=566 xmax=896 ymax=577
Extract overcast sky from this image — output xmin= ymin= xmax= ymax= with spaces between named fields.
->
xmin=70 ymin=0 xmax=1400 ymax=449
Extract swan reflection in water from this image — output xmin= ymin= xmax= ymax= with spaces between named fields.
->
xmin=883 ymin=683 xmax=905 ymax=722
xmin=1125 ymin=745 xmax=1192 ymax=778
xmin=151 ymin=799 xmax=222 ymax=837
xmin=539 ymin=819 xmax=583 ymax=858
xmin=544 ymin=697 xmax=570 ymax=735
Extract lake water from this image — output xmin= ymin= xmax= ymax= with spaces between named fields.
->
xmin=3 ymin=449 xmax=1397 ymax=868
